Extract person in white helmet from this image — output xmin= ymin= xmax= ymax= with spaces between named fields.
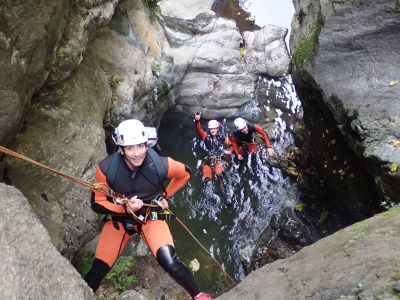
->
xmin=84 ymin=119 xmax=214 ymax=300
xmin=194 ymin=112 xmax=233 ymax=206
xmin=232 ymin=117 xmax=274 ymax=160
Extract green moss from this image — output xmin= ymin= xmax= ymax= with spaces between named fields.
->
xmin=390 ymin=273 xmax=400 ymax=281
xmin=342 ymin=232 xmax=366 ymax=250
xmin=292 ymin=12 xmax=325 ymax=66
xmin=151 ymin=62 xmax=161 ymax=75
xmin=108 ymin=75 xmax=124 ymax=90
xmin=158 ymin=81 xmax=170 ymax=98
xmin=145 ymin=0 xmax=161 ymax=20
xmin=381 ymin=204 xmax=400 ymax=221
xmin=73 ymin=250 xmax=135 ymax=294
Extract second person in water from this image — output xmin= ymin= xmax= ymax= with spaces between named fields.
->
xmin=194 ymin=112 xmax=233 ymax=206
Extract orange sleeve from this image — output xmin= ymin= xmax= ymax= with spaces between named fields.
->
xmin=93 ymin=166 xmax=126 ymax=214
xmin=254 ymin=125 xmax=271 ymax=148
xmin=231 ymin=133 xmax=239 ymax=155
xmin=196 ymin=121 xmax=207 ymax=140
xmin=164 ymin=157 xmax=190 ymax=198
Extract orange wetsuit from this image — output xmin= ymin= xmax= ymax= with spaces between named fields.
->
xmin=231 ymin=122 xmax=271 ymax=156
xmin=195 ymin=120 xmax=231 ymax=179
xmin=84 ymin=150 xmax=201 ymax=297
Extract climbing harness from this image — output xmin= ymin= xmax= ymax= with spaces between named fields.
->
xmin=0 ymin=145 xmax=235 ymax=286
xmin=105 ymin=147 xmax=172 ymax=225
xmin=237 ymin=133 xmax=262 ymax=146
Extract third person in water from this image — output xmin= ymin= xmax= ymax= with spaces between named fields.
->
xmin=231 ymin=117 xmax=274 ymax=160
xmin=194 ymin=112 xmax=233 ymax=206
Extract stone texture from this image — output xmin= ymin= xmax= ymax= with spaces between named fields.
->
xmin=0 ymin=183 xmax=95 ymax=300
xmin=5 ymin=47 xmax=110 ymax=258
xmin=244 ymin=25 xmax=291 ymax=77
xmin=0 ymin=0 xmax=118 ymax=148
xmin=289 ymin=0 xmax=400 ymax=212
xmin=216 ymin=206 xmax=400 ymax=300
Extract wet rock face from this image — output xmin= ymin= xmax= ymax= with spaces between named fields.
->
xmin=239 ymin=208 xmax=314 ymax=275
xmin=289 ymin=0 xmax=400 ymax=212
xmin=0 ymin=0 xmax=118 ymax=147
xmin=218 ymin=206 xmax=400 ymax=300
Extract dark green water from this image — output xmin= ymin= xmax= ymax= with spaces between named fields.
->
xmin=158 ymin=76 xmax=301 ymax=296
xmin=156 ymin=0 xmax=297 ymax=295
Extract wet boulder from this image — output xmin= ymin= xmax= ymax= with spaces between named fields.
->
xmin=239 ymin=207 xmax=320 ymax=275
xmin=289 ymin=0 xmax=400 ymax=213
xmin=217 ymin=206 xmax=400 ymax=300
xmin=243 ymin=25 xmax=291 ymax=77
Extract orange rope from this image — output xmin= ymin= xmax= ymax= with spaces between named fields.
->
xmin=0 ymin=145 xmax=158 ymax=205
xmin=169 ymin=208 xmax=236 ymax=286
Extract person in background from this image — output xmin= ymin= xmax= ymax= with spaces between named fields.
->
xmin=84 ymin=119 xmax=214 ymax=300
xmin=194 ymin=112 xmax=233 ymax=206
xmin=231 ymin=117 xmax=274 ymax=160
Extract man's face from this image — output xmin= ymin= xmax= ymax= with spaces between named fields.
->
xmin=240 ymin=125 xmax=248 ymax=134
xmin=209 ymin=127 xmax=219 ymax=136
xmin=122 ymin=143 xmax=147 ymax=169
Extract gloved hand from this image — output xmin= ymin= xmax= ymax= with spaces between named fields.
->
xmin=155 ymin=194 xmax=167 ymax=202
xmin=154 ymin=194 xmax=169 ymax=210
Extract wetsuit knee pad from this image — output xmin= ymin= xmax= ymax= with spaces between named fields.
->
xmin=83 ymin=258 xmax=111 ymax=292
xmin=156 ymin=244 xmax=179 ymax=272
xmin=156 ymin=245 xmax=200 ymax=297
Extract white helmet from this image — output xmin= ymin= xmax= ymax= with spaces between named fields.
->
xmin=145 ymin=127 xmax=158 ymax=147
xmin=113 ymin=119 xmax=148 ymax=146
xmin=208 ymin=120 xmax=219 ymax=129
xmin=234 ymin=117 xmax=247 ymax=130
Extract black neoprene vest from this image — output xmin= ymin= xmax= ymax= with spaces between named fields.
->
xmin=202 ymin=131 xmax=226 ymax=157
xmin=232 ymin=121 xmax=256 ymax=144
xmin=99 ymin=152 xmax=168 ymax=202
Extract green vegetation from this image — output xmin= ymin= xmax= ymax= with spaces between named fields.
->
xmin=145 ymin=0 xmax=161 ymax=20
xmin=390 ymin=273 xmax=400 ymax=281
xmin=292 ymin=12 xmax=324 ymax=66
xmin=158 ymin=81 xmax=170 ymax=98
xmin=108 ymin=75 xmax=124 ymax=90
xmin=373 ymin=280 xmax=400 ymax=299
xmin=104 ymin=256 xmax=135 ymax=293
xmin=73 ymin=250 xmax=135 ymax=294
xmin=151 ymin=62 xmax=161 ymax=76
xmin=381 ymin=204 xmax=400 ymax=221
xmin=342 ymin=232 xmax=366 ymax=250
xmin=319 ymin=210 xmax=329 ymax=223
xmin=295 ymin=202 xmax=305 ymax=212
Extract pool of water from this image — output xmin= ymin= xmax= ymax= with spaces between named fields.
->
xmin=157 ymin=74 xmax=302 ymax=295
xmin=158 ymin=113 xmax=300 ymax=294
xmin=155 ymin=1 xmax=299 ymax=296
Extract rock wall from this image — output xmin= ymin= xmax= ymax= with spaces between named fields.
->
xmin=289 ymin=0 xmax=400 ymax=216
xmin=216 ymin=205 xmax=400 ymax=300
xmin=0 ymin=184 xmax=95 ymax=299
